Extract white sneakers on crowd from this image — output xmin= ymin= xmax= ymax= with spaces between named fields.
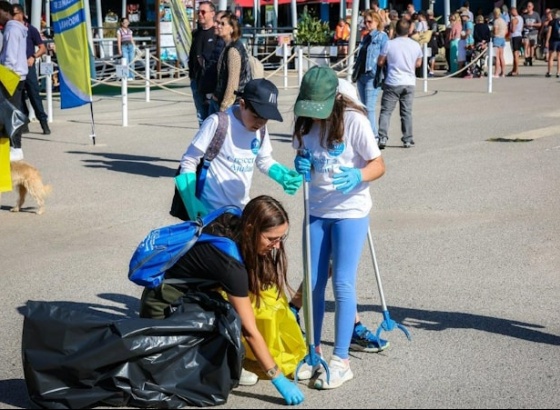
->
xmin=10 ymin=148 xmax=24 ymax=162
xmin=239 ymin=368 xmax=259 ymax=386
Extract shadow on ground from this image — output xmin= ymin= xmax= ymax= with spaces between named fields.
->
xmin=66 ymin=151 xmax=177 ymax=178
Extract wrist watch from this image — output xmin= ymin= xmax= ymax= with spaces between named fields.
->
xmin=266 ymin=364 xmax=278 ymax=378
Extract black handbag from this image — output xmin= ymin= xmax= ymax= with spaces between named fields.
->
xmin=352 ymin=34 xmax=372 ymax=83
xmin=0 ymin=97 xmax=27 ymax=141
xmin=373 ymin=64 xmax=387 ymax=89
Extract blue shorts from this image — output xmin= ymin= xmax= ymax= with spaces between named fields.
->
xmin=550 ymin=41 xmax=560 ymax=53
xmin=493 ymin=37 xmax=506 ymax=48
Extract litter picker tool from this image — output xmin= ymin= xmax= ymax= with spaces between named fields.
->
xmin=367 ymin=227 xmax=411 ymax=341
xmin=294 ymin=164 xmax=329 ymax=383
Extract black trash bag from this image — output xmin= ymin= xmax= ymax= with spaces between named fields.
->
xmin=0 ymin=96 xmax=27 ymax=141
xmin=22 ymin=291 xmax=243 ymax=409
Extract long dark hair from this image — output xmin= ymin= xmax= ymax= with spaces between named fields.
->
xmin=294 ymin=94 xmax=366 ymax=150
xmin=239 ymin=195 xmax=290 ymax=306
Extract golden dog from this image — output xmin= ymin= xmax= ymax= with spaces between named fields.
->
xmin=1 ymin=161 xmax=52 ymax=215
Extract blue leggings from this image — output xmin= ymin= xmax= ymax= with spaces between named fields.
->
xmin=307 ymin=215 xmax=369 ymax=359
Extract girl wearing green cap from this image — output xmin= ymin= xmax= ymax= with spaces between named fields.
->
xmin=292 ymin=66 xmax=386 ymax=389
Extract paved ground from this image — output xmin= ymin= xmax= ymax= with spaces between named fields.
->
xmin=1 ymin=61 xmax=559 ymax=409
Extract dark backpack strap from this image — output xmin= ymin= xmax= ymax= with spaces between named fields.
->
xmin=196 ymin=111 xmax=229 ymax=196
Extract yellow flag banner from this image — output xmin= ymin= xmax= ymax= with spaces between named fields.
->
xmin=0 ymin=64 xmax=20 ymax=97
xmin=169 ymin=0 xmax=192 ymax=68
xmin=51 ymin=0 xmax=92 ymax=109
xmin=0 ymin=138 xmax=12 ymax=192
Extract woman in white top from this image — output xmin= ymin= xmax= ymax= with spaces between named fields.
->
xmin=292 ymin=67 xmax=386 ymax=390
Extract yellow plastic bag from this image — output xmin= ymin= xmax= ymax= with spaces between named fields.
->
xmin=243 ymin=287 xmax=306 ymax=378
xmin=0 ymin=138 xmax=12 ymax=193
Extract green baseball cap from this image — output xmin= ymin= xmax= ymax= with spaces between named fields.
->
xmin=294 ymin=66 xmax=339 ymax=119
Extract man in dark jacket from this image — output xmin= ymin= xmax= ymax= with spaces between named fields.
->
xmin=188 ymin=1 xmax=221 ymax=126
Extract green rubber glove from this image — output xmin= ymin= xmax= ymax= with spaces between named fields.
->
xmin=268 ymin=163 xmax=303 ymax=195
xmin=175 ymin=172 xmax=208 ymax=220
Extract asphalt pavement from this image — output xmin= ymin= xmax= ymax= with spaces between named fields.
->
xmin=1 ymin=62 xmax=559 ymax=409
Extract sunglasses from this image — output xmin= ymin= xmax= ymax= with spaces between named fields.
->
xmin=365 ymin=20 xmax=374 ymax=24
xmin=262 ymin=232 xmax=288 ymax=247
xmin=198 ymin=9 xmax=211 ymax=16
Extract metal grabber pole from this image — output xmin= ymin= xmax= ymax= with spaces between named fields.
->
xmin=294 ymin=164 xmax=329 ymax=383
xmin=367 ymin=227 xmax=411 ymax=341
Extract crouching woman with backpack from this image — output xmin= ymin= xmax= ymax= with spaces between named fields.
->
xmin=140 ymin=195 xmax=304 ymax=406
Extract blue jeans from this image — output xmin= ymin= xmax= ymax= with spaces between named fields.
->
xmin=190 ymin=79 xmax=209 ymax=126
xmin=357 ymin=73 xmax=381 ymax=139
xmin=307 ymin=215 xmax=369 ymax=359
xmin=378 ymin=84 xmax=415 ymax=144
xmin=121 ymin=43 xmax=135 ymax=79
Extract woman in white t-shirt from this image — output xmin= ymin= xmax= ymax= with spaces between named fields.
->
xmin=292 ymin=67 xmax=386 ymax=390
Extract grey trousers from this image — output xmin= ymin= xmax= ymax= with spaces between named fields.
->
xmin=378 ymin=84 xmax=415 ymax=143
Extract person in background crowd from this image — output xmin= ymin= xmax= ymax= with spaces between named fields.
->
xmin=0 ymin=0 xmax=28 ymax=162
xmin=116 ymin=17 xmax=135 ymax=79
xmin=501 ymin=4 xmax=511 ymax=25
xmin=12 ymin=4 xmax=50 ymax=135
xmin=492 ymin=7 xmax=507 ymax=78
xmin=507 ymin=7 xmax=524 ymax=77
xmin=377 ymin=18 xmax=422 ymax=149
xmin=522 ymin=2 xmax=541 ymax=66
xmin=545 ymin=8 xmax=560 ymax=78
xmin=540 ymin=8 xmax=553 ymax=62
xmin=355 ymin=10 xmax=388 ymax=141
xmin=387 ymin=9 xmax=399 ymax=39
xmin=210 ymin=12 xmax=251 ymax=114
xmin=473 ymin=14 xmax=491 ymax=45
xmin=426 ymin=9 xmax=439 ymax=77
xmin=463 ymin=0 xmax=474 ymax=22
xmin=334 ymin=18 xmax=350 ymax=64
xmin=188 ymin=1 xmax=217 ymax=126
xmin=446 ymin=12 xmax=462 ymax=74
xmin=195 ymin=9 xmax=225 ymax=120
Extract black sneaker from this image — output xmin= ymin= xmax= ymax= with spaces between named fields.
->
xmin=40 ymin=120 xmax=51 ymax=135
xmin=546 ymin=72 xmax=551 ymax=78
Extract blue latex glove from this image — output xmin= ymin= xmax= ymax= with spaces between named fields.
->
xmin=175 ymin=172 xmax=208 ymax=219
xmin=332 ymin=166 xmax=362 ymax=194
xmin=294 ymin=155 xmax=312 ymax=175
xmin=268 ymin=163 xmax=303 ymax=195
xmin=271 ymin=374 xmax=304 ymax=405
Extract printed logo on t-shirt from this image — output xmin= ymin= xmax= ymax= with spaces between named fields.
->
xmin=228 ymin=155 xmax=256 ymax=172
xmin=251 ymin=138 xmax=261 ymax=154
xmin=328 ymin=142 xmax=345 ymax=157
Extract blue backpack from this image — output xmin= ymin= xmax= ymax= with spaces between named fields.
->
xmin=128 ymin=206 xmax=243 ymax=289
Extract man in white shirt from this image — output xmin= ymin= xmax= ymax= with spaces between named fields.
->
xmin=377 ymin=19 xmax=422 ymax=149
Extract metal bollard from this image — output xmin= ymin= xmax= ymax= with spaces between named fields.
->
xmin=121 ymin=57 xmax=128 ymax=127
xmin=487 ymin=40 xmax=493 ymax=94
xmin=145 ymin=50 xmax=150 ymax=102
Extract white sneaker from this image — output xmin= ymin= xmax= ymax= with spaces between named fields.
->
xmin=295 ymin=361 xmax=320 ymax=381
xmin=239 ymin=368 xmax=259 ymax=386
xmin=10 ymin=148 xmax=24 ymax=162
xmin=314 ymin=355 xmax=353 ymax=390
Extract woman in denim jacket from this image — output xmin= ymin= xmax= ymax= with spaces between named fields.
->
xmin=356 ymin=11 xmax=389 ymax=141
